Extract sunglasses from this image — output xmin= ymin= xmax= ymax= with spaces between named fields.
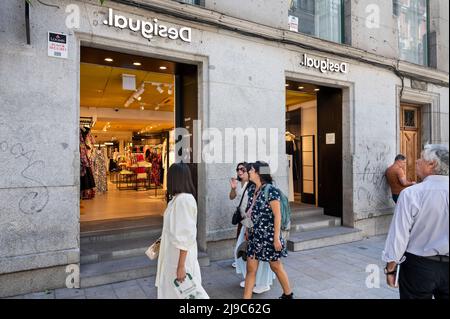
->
xmin=236 ymin=167 xmax=247 ymax=172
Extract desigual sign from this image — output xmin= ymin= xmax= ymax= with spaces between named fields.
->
xmin=300 ymin=53 xmax=348 ymax=74
xmin=103 ymin=8 xmax=192 ymax=43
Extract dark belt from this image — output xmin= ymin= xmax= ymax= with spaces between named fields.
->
xmin=423 ymin=255 xmax=449 ymax=263
xmin=405 ymin=252 xmax=449 ymax=263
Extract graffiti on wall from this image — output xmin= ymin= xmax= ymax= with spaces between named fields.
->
xmin=0 ymin=122 xmax=49 ymax=215
xmin=355 ymin=141 xmax=392 ymax=210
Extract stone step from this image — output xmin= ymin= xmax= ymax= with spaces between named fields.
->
xmin=289 ymin=214 xmax=341 ymax=232
xmin=81 ymin=234 xmax=161 ymax=264
xmin=80 ymin=225 xmax=162 ymax=245
xmin=287 ymin=226 xmax=364 ymax=252
xmin=80 ymin=253 xmax=210 ymax=288
xmin=290 ymin=204 xmax=324 ymax=218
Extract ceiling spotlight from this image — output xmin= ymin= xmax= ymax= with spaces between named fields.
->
xmin=156 ymin=85 xmax=164 ymax=94
xmin=155 ymin=106 xmax=160 ymax=110
xmin=104 ymin=58 xmax=113 ymax=62
xmin=133 ymin=62 xmax=142 ymax=66
xmin=285 ymin=84 xmax=289 ymax=87
xmin=167 ymin=85 xmax=173 ymax=95
xmin=140 ymin=105 xmax=145 ymax=111
xmin=159 ymin=66 xmax=167 ymax=70
xmin=314 ymin=88 xmax=320 ymax=92
xmin=137 ymin=96 xmax=142 ymax=101
xmin=298 ymin=86 xmax=304 ymax=90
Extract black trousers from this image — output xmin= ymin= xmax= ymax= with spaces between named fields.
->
xmin=399 ymin=252 xmax=449 ymax=299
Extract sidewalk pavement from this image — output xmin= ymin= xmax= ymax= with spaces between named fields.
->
xmin=6 ymin=235 xmax=399 ymax=299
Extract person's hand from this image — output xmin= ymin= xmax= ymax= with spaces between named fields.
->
xmin=230 ymin=178 xmax=238 ymax=190
xmin=274 ymin=238 xmax=282 ymax=251
xmin=176 ymin=266 xmax=186 ymax=283
xmin=386 ymin=273 xmax=397 ymax=288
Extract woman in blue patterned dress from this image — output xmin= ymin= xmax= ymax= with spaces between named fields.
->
xmin=243 ymin=161 xmax=293 ymax=299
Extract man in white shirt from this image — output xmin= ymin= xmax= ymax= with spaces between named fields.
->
xmin=382 ymin=144 xmax=449 ymax=299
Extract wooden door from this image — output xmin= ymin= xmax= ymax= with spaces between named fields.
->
xmin=400 ymin=104 xmax=421 ymax=182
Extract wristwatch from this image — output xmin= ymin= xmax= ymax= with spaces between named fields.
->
xmin=384 ymin=266 xmax=397 ymax=275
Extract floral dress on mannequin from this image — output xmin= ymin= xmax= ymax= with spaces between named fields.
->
xmin=93 ymin=148 xmax=108 ymax=193
xmin=151 ymin=150 xmax=162 ymax=187
xmin=80 ymin=127 xmax=96 ymax=199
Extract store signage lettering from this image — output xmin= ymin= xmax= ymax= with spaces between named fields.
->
xmin=103 ymin=8 xmax=192 ymax=43
xmin=300 ymin=54 xmax=348 ymax=74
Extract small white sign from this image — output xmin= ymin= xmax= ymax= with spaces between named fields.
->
xmin=288 ymin=15 xmax=299 ymax=32
xmin=48 ymin=32 xmax=68 ymax=59
xmin=326 ymin=133 xmax=336 ymax=145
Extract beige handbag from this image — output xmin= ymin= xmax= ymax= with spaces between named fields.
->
xmin=145 ymin=237 xmax=161 ymax=260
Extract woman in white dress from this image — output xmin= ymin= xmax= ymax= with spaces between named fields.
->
xmin=155 ymin=163 xmax=209 ymax=299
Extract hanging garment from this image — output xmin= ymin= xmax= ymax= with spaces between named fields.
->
xmin=151 ymin=153 xmax=162 ymax=186
xmin=93 ymin=149 xmax=108 ymax=193
xmin=80 ymin=129 xmax=96 ymax=199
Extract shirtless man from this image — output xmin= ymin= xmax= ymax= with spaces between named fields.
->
xmin=385 ymin=154 xmax=416 ymax=203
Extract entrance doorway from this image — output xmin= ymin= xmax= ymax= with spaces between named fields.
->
xmin=400 ymin=103 xmax=422 ymax=182
xmin=285 ymin=80 xmax=343 ymax=218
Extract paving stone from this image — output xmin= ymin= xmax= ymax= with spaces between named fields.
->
xmin=23 ymin=291 xmax=55 ymax=299
xmin=114 ymin=285 xmax=147 ymax=299
xmin=55 ymin=288 xmax=86 ymax=299
xmin=84 ymin=285 xmax=117 ymax=299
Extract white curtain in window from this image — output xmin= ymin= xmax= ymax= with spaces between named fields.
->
xmin=314 ymin=0 xmax=342 ymax=42
xmin=397 ymin=0 xmax=428 ymax=66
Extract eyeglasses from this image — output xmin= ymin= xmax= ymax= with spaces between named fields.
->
xmin=236 ymin=167 xmax=247 ymax=172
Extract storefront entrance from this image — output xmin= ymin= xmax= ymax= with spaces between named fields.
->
xmin=79 ymin=46 xmax=198 ymax=228
xmin=285 ymin=80 xmax=343 ymax=218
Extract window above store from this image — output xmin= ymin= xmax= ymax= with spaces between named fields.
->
xmin=288 ymin=0 xmax=344 ymax=43
xmin=172 ymin=0 xmax=204 ymax=6
xmin=394 ymin=0 xmax=429 ymax=67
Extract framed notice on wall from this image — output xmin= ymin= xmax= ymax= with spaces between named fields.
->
xmin=48 ymin=32 xmax=68 ymax=59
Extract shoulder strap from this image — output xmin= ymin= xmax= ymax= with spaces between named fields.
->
xmin=263 ymin=183 xmax=272 ymax=200
xmin=237 ymin=183 xmax=249 ymax=208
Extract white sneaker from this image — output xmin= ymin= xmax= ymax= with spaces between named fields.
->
xmin=232 ymin=262 xmax=237 ymax=268
xmin=240 ymin=280 xmax=246 ymax=288
xmin=253 ymin=285 xmax=271 ymax=294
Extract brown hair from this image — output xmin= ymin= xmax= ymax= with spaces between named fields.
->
xmin=166 ymin=163 xmax=196 ymax=202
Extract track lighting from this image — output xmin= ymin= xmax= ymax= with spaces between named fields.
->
xmin=156 ymin=85 xmax=164 ymax=94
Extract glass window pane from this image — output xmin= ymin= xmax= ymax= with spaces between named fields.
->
xmin=302 ymin=152 xmax=313 ymax=166
xmin=397 ymin=0 xmax=428 ymax=66
xmin=174 ymin=0 xmax=200 ymax=5
xmin=404 ymin=110 xmax=416 ymax=127
xmin=303 ymin=180 xmax=314 ymax=194
xmin=288 ymin=0 xmax=343 ymax=43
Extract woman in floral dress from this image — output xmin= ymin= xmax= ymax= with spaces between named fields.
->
xmin=243 ymin=161 xmax=293 ymax=299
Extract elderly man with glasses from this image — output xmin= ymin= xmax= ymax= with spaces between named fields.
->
xmin=382 ymin=144 xmax=449 ymax=299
